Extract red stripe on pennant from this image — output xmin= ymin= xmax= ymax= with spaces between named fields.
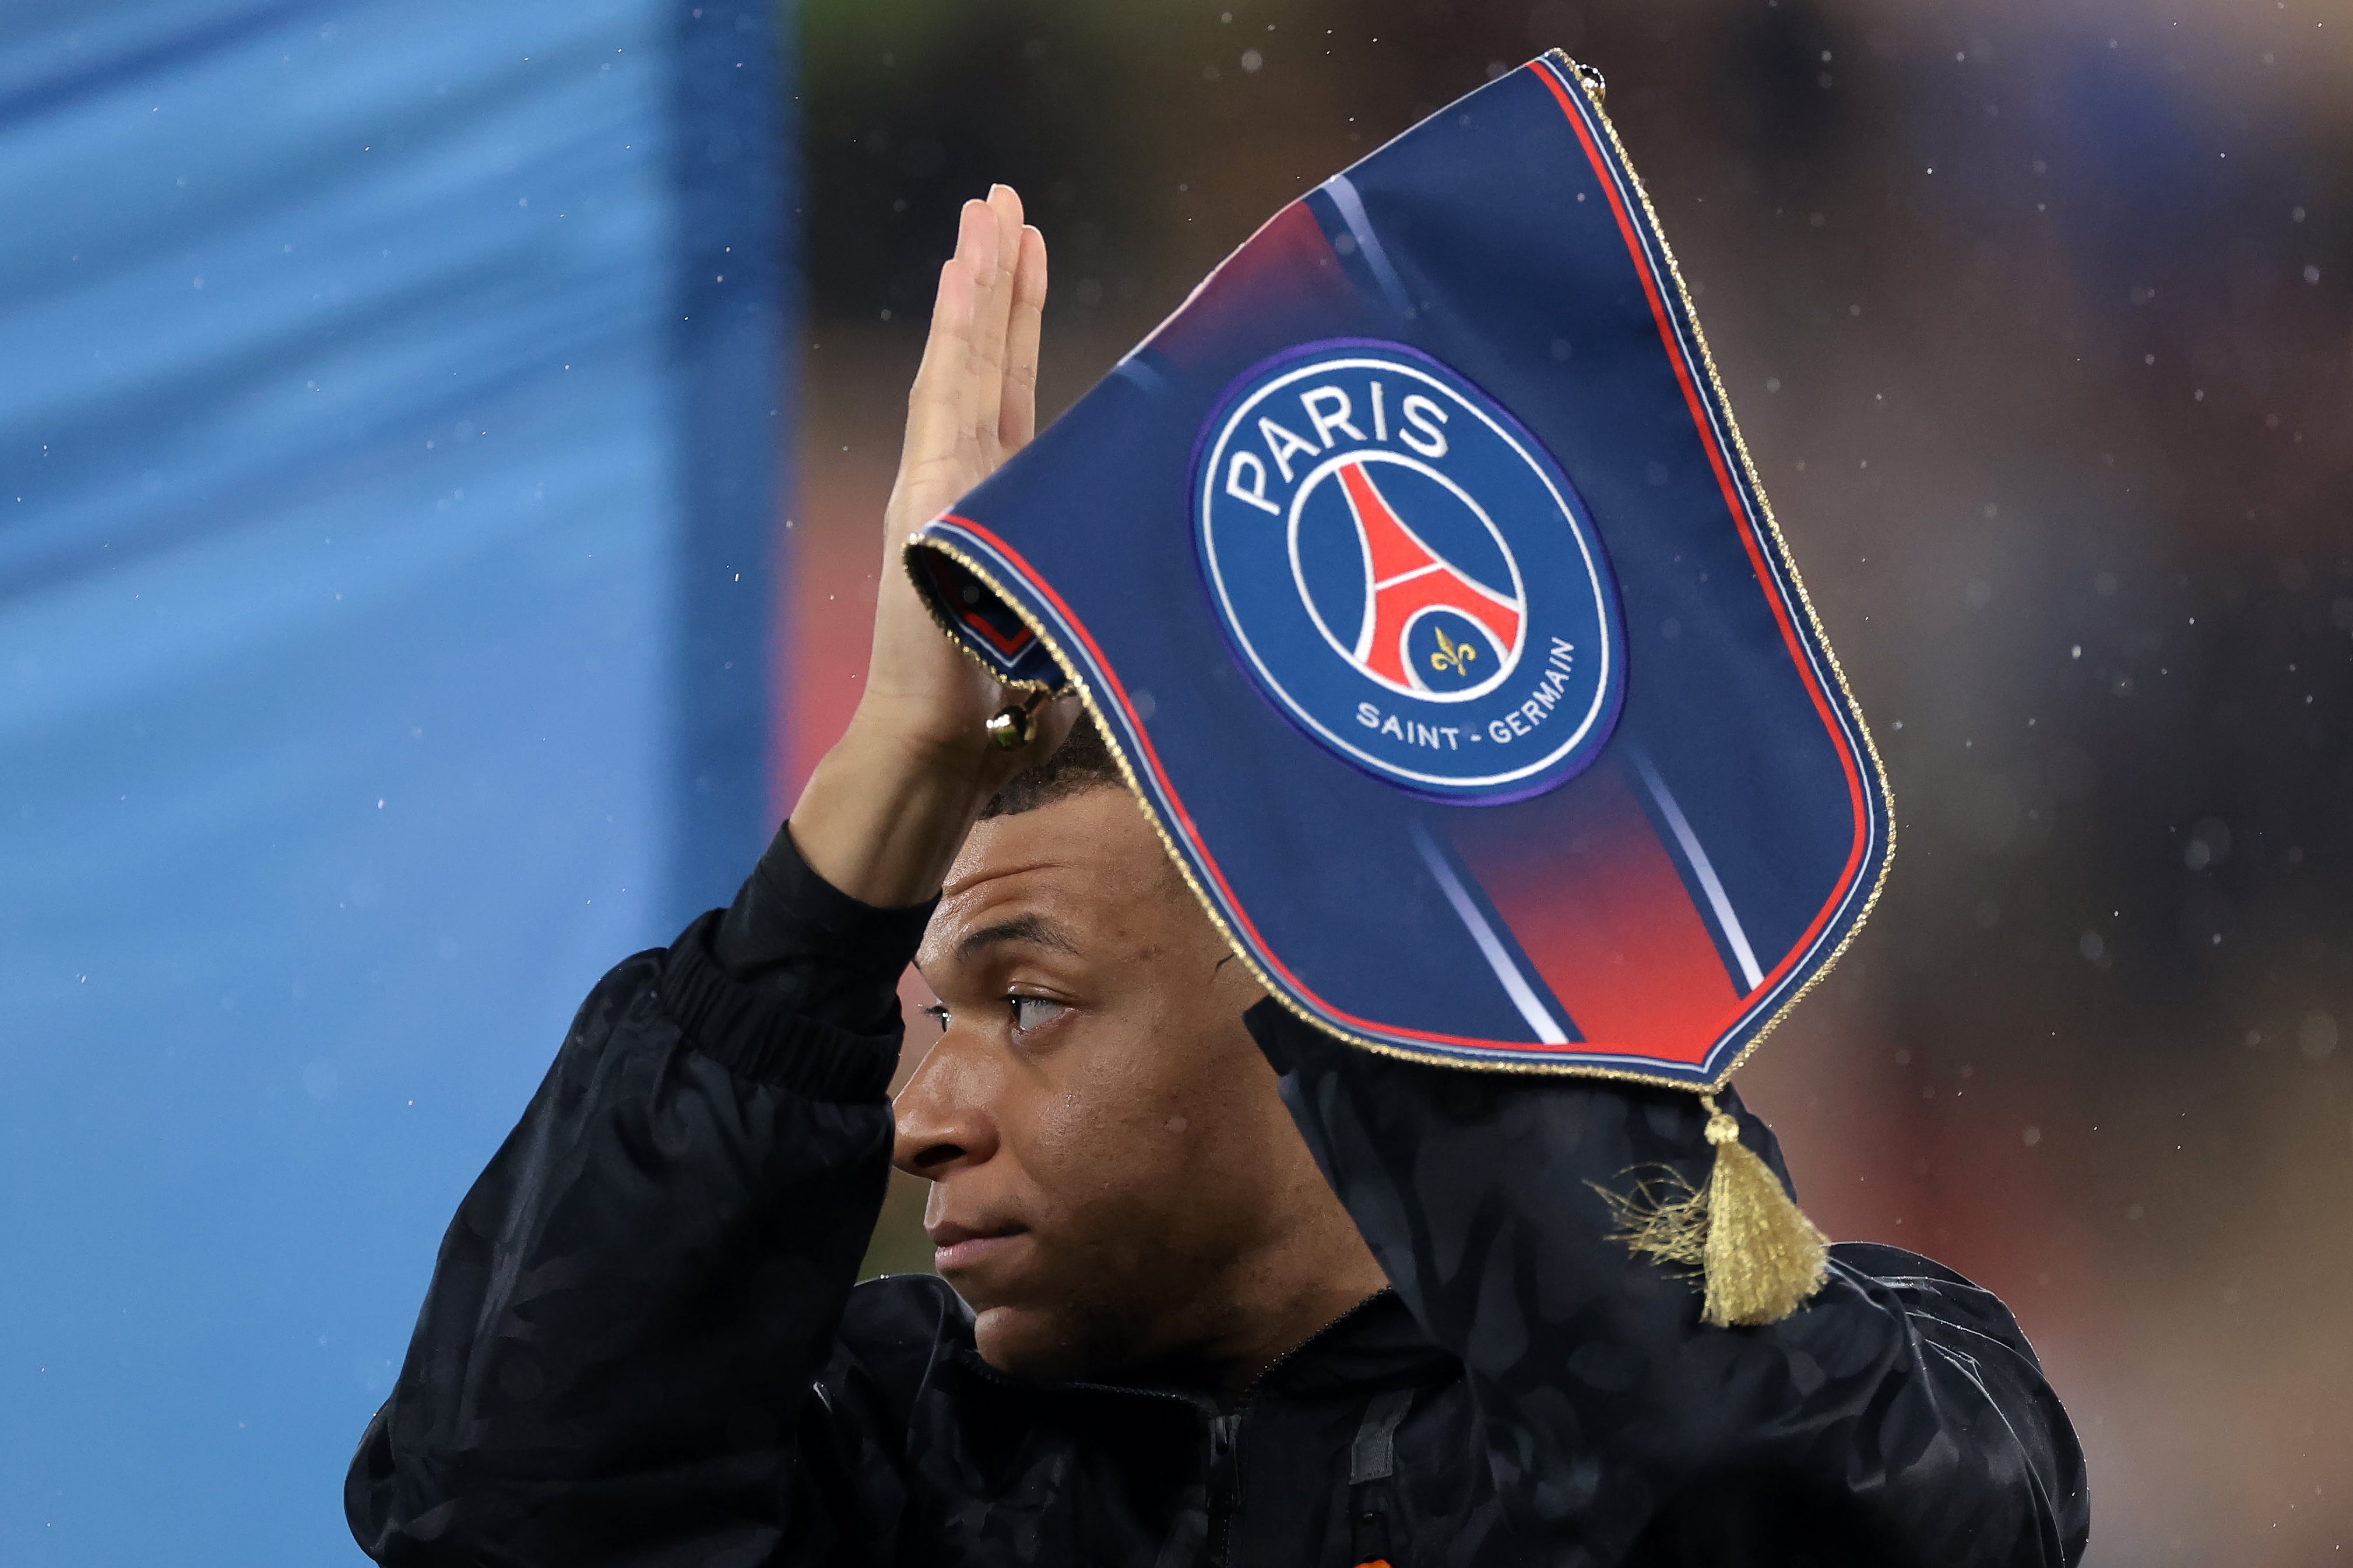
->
xmin=1461 ymin=764 xmax=1738 ymax=1064
xmin=1529 ymin=60 xmax=1870 ymax=1036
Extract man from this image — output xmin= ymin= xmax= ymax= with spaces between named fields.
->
xmin=347 ymin=187 xmax=2086 ymax=1567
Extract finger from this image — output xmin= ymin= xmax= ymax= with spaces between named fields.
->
xmin=947 ymin=199 xmax=1001 ymax=451
xmin=891 ymin=253 xmax=978 ymax=544
xmin=1000 ymin=224 xmax=1047 ymax=452
xmin=906 ymin=204 xmax=991 ymax=425
xmin=899 ymin=203 xmax=993 ymax=464
xmin=970 ymin=185 xmax=1024 ymax=454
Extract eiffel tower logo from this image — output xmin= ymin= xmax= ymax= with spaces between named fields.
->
xmin=1330 ymin=461 xmax=1524 ymax=692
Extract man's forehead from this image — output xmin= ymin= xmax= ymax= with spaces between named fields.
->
xmin=943 ymin=788 xmax=1149 ymax=888
xmin=940 ymin=813 xmax=1082 ymax=904
xmin=927 ymin=791 xmax=1167 ymax=947
xmin=930 ymin=811 xmax=1080 ymax=937
xmin=941 ymin=851 xmax=1065 ymax=903
xmin=923 ymin=850 xmax=1091 ymax=975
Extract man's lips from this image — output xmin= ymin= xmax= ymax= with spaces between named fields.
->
xmin=927 ymin=1220 xmax=1029 ymax=1273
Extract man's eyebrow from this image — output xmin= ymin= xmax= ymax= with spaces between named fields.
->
xmin=954 ymin=911 xmax=1081 ymax=963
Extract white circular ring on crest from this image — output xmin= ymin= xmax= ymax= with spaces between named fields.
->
xmin=1200 ymin=353 xmax=1616 ymax=792
xmin=1284 ymin=450 xmax=1526 ymax=703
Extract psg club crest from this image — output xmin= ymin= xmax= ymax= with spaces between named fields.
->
xmin=1195 ymin=343 xmax=1625 ymax=804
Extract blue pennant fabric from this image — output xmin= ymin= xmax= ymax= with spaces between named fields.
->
xmin=909 ymin=53 xmax=1890 ymax=1089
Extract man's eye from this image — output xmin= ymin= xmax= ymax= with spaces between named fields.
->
xmin=1006 ymin=995 xmax=1067 ymax=1034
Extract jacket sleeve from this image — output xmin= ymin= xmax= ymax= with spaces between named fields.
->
xmin=345 ymin=825 xmax=933 ymax=1567
xmin=1247 ymin=1002 xmax=2089 ymax=1568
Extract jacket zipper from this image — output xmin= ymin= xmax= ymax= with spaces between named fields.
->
xmin=1208 ymin=1288 xmax=1397 ymax=1567
xmin=959 ymin=1289 xmax=1399 ymax=1568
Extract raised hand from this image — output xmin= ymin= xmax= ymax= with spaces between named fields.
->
xmin=789 ymin=186 xmax=1078 ymax=906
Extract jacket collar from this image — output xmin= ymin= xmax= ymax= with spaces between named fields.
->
xmin=1250 ymin=1288 xmax=1457 ymax=1398
xmin=955 ymin=1288 xmax=1457 ymax=1408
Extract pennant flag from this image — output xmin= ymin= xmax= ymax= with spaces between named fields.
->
xmin=909 ymin=53 xmax=1890 ymax=1091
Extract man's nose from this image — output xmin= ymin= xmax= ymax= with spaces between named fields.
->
xmin=891 ymin=1030 xmax=1001 ymax=1180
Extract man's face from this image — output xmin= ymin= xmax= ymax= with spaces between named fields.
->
xmin=896 ymin=786 xmax=1328 ymax=1382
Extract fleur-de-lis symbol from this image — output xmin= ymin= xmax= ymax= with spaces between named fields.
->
xmin=1429 ymin=625 xmax=1479 ymax=679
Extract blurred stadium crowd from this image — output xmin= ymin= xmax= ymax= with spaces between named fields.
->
xmin=779 ymin=2 xmax=2352 ymax=1563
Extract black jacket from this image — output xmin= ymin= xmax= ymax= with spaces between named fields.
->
xmin=347 ymin=826 xmax=2087 ymax=1567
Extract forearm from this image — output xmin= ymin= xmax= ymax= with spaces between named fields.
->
xmin=715 ymin=802 xmax=943 ymax=1028
xmin=788 ymin=715 xmax=1007 ymax=907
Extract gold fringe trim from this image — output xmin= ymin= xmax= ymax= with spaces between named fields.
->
xmin=1598 ymin=1095 xmax=1828 ymax=1327
xmin=900 ymin=54 xmax=1895 ymax=1095
xmin=1549 ymin=50 xmax=1899 ymax=1093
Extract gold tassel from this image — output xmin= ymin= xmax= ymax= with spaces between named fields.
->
xmin=1598 ymin=1094 xmax=1829 ymax=1328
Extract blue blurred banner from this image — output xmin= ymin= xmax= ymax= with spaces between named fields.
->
xmin=0 ymin=3 xmax=790 ymax=1562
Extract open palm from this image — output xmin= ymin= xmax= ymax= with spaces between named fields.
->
xmin=859 ymin=186 xmax=1074 ymax=776
xmin=785 ymin=185 xmax=1075 ymax=907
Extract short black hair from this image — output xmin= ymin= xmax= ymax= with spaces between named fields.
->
xmin=979 ymin=710 xmax=1123 ymax=819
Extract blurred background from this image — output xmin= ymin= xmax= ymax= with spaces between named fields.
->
xmin=3 ymin=0 xmax=2346 ymax=1563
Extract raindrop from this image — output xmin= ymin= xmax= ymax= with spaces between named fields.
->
xmin=2183 ymin=818 xmax=2231 ymax=871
